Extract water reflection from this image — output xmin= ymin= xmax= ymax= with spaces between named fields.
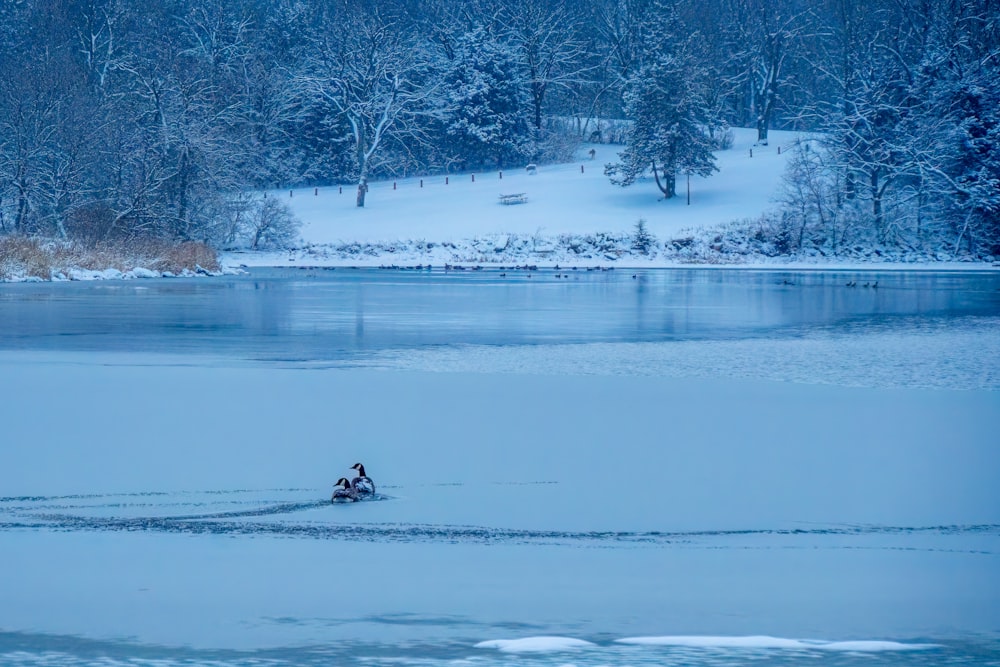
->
xmin=0 ymin=268 xmax=997 ymax=362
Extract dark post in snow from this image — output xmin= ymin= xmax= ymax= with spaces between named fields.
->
xmin=687 ymin=173 xmax=691 ymax=205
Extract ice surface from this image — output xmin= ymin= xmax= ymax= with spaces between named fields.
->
xmin=1 ymin=267 xmax=997 ymax=663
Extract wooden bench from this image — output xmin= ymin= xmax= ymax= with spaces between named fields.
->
xmin=499 ymin=193 xmax=527 ymax=205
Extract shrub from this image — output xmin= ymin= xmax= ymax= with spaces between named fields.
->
xmin=248 ymin=198 xmax=301 ymax=250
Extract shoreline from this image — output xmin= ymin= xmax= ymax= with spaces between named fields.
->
xmin=224 ymin=253 xmax=1000 ymax=273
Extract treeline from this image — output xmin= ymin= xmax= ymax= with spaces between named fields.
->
xmin=0 ymin=0 xmax=997 ymax=256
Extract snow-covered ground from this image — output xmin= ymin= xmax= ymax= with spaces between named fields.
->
xmin=223 ymin=129 xmax=995 ymax=270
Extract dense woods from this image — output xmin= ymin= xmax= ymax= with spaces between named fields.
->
xmin=0 ymin=0 xmax=997 ymax=257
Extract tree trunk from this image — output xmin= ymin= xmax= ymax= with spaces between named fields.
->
xmin=870 ymin=169 xmax=882 ymax=231
xmin=15 ymin=190 xmax=29 ymax=233
xmin=757 ymin=114 xmax=769 ymax=144
xmin=176 ymin=149 xmax=190 ymax=237
xmin=356 ymin=177 xmax=368 ymax=207
xmin=652 ymin=162 xmax=676 ymax=199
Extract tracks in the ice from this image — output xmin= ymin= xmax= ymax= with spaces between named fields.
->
xmin=1 ymin=491 xmax=997 ymax=550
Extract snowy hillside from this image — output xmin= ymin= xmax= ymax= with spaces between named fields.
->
xmin=226 ymin=128 xmax=802 ymax=268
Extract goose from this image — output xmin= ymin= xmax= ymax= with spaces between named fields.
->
xmin=350 ymin=463 xmax=376 ymax=496
xmin=331 ymin=477 xmax=358 ymax=503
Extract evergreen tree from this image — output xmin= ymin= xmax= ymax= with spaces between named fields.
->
xmin=604 ymin=1 xmax=717 ymax=199
xmin=442 ymin=28 xmax=531 ymax=170
xmin=924 ymin=52 xmax=1000 ymax=255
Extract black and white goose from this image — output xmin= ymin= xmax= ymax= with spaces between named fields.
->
xmin=331 ymin=477 xmax=359 ymax=503
xmin=350 ymin=463 xmax=376 ymax=496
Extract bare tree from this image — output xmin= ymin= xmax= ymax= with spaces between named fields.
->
xmin=717 ymin=0 xmax=812 ymax=144
xmin=501 ymin=0 xmax=590 ymax=132
xmin=297 ymin=5 xmax=440 ymax=207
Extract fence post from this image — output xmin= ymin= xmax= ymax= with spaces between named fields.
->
xmin=314 ymin=188 xmax=318 ymax=196
xmin=446 ymin=176 xmax=449 ymax=185
xmin=472 ymin=174 xmax=475 ymax=182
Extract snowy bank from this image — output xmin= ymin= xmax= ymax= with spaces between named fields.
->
xmin=222 ymin=128 xmax=997 ymax=271
xmin=0 ymin=237 xmax=239 ymax=283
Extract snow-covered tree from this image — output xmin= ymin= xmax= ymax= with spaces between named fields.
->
xmin=502 ymin=0 xmax=590 ymax=132
xmin=908 ymin=6 xmax=1000 ymax=255
xmin=441 ymin=28 xmax=531 ymax=170
xmin=717 ymin=0 xmax=810 ymax=144
xmin=605 ymin=1 xmax=718 ymax=199
xmin=298 ymin=4 xmax=440 ymax=207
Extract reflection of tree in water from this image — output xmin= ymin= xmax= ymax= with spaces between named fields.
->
xmin=355 ymin=286 xmax=365 ymax=344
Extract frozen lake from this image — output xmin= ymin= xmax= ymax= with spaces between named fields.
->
xmin=2 ymin=267 xmax=999 ymax=369
xmin=1 ymin=268 xmax=998 ymax=666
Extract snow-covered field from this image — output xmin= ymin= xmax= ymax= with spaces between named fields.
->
xmin=225 ymin=129 xmax=790 ymax=268
xmin=223 ymin=129 xmax=993 ymax=270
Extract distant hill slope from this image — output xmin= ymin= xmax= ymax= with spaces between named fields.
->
xmin=229 ymin=127 xmax=991 ymax=268
xmin=288 ymin=127 xmax=793 ymax=245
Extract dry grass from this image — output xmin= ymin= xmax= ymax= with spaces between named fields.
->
xmin=148 ymin=241 xmax=221 ymax=273
xmin=0 ymin=237 xmax=52 ymax=280
xmin=0 ymin=235 xmax=220 ymax=281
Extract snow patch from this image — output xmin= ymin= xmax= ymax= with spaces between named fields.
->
xmin=474 ymin=637 xmax=595 ymax=653
xmin=127 ymin=267 xmax=160 ymax=279
xmin=615 ymin=636 xmax=940 ymax=651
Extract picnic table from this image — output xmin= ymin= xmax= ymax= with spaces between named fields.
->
xmin=499 ymin=193 xmax=527 ymax=205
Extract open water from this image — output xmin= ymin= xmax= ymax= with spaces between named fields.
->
xmin=1 ymin=267 xmax=998 ymax=369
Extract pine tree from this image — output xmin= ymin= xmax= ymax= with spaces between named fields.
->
xmin=929 ymin=56 xmax=1000 ymax=255
xmin=604 ymin=0 xmax=718 ymax=199
xmin=442 ymin=29 xmax=531 ymax=170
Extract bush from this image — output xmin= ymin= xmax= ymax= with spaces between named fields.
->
xmin=248 ymin=197 xmax=301 ymax=250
